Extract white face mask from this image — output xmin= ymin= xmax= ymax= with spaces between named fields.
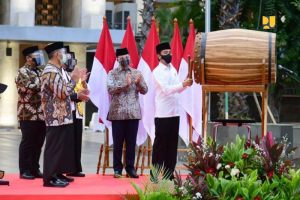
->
xmin=60 ymin=53 xmax=68 ymax=65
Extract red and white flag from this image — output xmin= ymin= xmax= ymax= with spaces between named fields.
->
xmin=178 ymin=20 xmax=202 ymax=140
xmin=171 ymin=19 xmax=190 ymax=146
xmin=171 ymin=19 xmax=184 ymax=72
xmin=120 ymin=16 xmax=146 ymax=145
xmin=137 ymin=18 xmax=160 ymax=143
xmin=89 ymin=17 xmax=117 ymax=145
xmin=121 ymin=17 xmax=139 ymax=69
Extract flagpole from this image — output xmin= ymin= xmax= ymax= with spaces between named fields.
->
xmin=188 ymin=55 xmax=193 ymax=143
xmin=205 ymin=0 xmax=211 ymax=124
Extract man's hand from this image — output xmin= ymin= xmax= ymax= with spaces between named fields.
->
xmin=71 ymin=66 xmax=90 ymax=83
xmin=77 ymin=88 xmax=90 ymax=102
xmin=135 ymin=74 xmax=142 ymax=85
xmin=126 ymin=73 xmax=132 ymax=86
xmin=182 ymin=78 xmax=193 ymax=87
xmin=70 ymin=66 xmax=81 ymax=82
xmin=79 ymin=68 xmax=90 ymax=82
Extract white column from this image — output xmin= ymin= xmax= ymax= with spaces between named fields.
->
xmin=81 ymin=0 xmax=106 ymax=29
xmin=136 ymin=0 xmax=143 ymax=33
xmin=0 ymin=42 xmax=19 ymax=127
xmin=10 ymin=0 xmax=35 ymax=26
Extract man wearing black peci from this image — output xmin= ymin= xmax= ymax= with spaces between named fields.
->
xmin=41 ymin=42 xmax=88 ymax=187
xmin=107 ymin=48 xmax=148 ymax=178
xmin=62 ymin=46 xmax=89 ymax=177
xmin=151 ymin=42 xmax=193 ymax=180
xmin=15 ymin=46 xmax=46 ymax=180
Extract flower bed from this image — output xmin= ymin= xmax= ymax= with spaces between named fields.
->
xmin=173 ymin=132 xmax=300 ymax=200
xmin=128 ymin=132 xmax=300 ymax=200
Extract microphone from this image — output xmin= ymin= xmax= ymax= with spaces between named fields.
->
xmin=278 ymin=65 xmax=295 ymax=74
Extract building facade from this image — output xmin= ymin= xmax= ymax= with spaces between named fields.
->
xmin=0 ymin=0 xmax=141 ymax=127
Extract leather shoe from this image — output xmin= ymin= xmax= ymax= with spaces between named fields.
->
xmin=114 ymin=171 xmax=122 ymax=178
xmin=66 ymin=172 xmax=85 ymax=177
xmin=126 ymin=170 xmax=139 ymax=178
xmin=32 ymin=170 xmax=43 ymax=178
xmin=20 ymin=171 xmax=35 ymax=180
xmin=43 ymin=178 xmax=69 ymax=187
xmin=56 ymin=174 xmax=74 ymax=182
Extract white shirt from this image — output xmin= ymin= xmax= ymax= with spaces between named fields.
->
xmin=153 ymin=62 xmax=185 ymax=118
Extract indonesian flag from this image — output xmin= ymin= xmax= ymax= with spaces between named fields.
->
xmin=171 ymin=19 xmax=190 ymax=146
xmin=89 ymin=17 xmax=116 ymax=145
xmin=178 ymin=19 xmax=202 ymax=140
xmin=120 ymin=16 xmax=146 ymax=145
xmin=137 ymin=18 xmax=160 ymax=143
xmin=171 ymin=19 xmax=184 ymax=72
xmin=121 ymin=17 xmax=139 ymax=69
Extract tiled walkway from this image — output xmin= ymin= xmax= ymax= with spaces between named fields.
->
xmin=0 ymin=128 xmax=188 ymax=175
xmin=0 ymin=128 xmax=104 ymax=174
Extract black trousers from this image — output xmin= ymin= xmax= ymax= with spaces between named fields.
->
xmin=19 ymin=120 xmax=46 ymax=174
xmin=152 ymin=117 xmax=179 ymax=175
xmin=112 ymin=119 xmax=139 ymax=172
xmin=72 ymin=111 xmax=83 ymax=173
xmin=43 ymin=124 xmax=76 ymax=181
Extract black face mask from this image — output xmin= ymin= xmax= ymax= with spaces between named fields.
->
xmin=161 ymin=54 xmax=172 ymax=64
xmin=119 ymin=57 xmax=130 ymax=68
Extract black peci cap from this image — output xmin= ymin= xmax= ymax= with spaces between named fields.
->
xmin=116 ymin=48 xmax=129 ymax=57
xmin=44 ymin=42 xmax=64 ymax=55
xmin=0 ymin=83 xmax=7 ymax=94
xmin=156 ymin=42 xmax=171 ymax=54
xmin=22 ymin=46 xmax=39 ymax=57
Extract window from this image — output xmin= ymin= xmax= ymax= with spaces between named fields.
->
xmin=35 ymin=0 xmax=62 ymax=26
xmin=114 ymin=11 xmax=122 ymax=29
xmin=124 ymin=11 xmax=129 ymax=29
xmin=106 ymin=10 xmax=113 ymax=28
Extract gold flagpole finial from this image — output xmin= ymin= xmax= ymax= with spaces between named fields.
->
xmin=173 ymin=18 xmax=178 ymax=25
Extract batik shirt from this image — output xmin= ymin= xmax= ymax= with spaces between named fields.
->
xmin=41 ymin=63 xmax=76 ymax=126
xmin=15 ymin=64 xmax=44 ymax=121
xmin=107 ymin=66 xmax=148 ymax=120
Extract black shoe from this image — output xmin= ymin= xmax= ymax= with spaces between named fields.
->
xmin=43 ymin=178 xmax=69 ymax=187
xmin=169 ymin=174 xmax=175 ymax=181
xmin=20 ymin=171 xmax=35 ymax=180
xmin=66 ymin=172 xmax=85 ymax=177
xmin=0 ymin=180 xmax=9 ymax=185
xmin=32 ymin=170 xmax=43 ymax=178
xmin=126 ymin=170 xmax=139 ymax=178
xmin=56 ymin=174 xmax=74 ymax=182
xmin=114 ymin=171 xmax=122 ymax=178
